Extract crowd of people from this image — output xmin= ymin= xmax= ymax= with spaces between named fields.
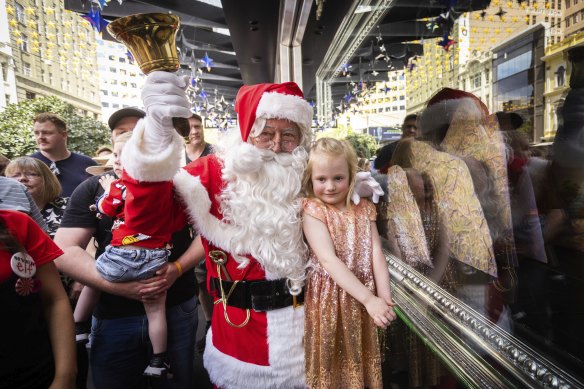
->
xmin=1 ymin=65 xmax=582 ymax=389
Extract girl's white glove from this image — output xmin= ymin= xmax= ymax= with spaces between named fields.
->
xmin=351 ymin=172 xmax=384 ymax=205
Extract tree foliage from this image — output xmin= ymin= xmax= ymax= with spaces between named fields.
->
xmin=0 ymin=96 xmax=109 ymax=159
xmin=344 ymin=132 xmax=378 ymax=159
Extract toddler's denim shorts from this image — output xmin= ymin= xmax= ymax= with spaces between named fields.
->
xmin=96 ymin=245 xmax=169 ymax=282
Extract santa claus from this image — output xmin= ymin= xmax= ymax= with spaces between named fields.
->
xmin=126 ymin=75 xmax=308 ymax=387
xmin=175 ymin=82 xmax=312 ymax=388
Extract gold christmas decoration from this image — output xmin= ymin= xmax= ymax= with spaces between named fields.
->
xmin=410 ymin=141 xmax=497 ymax=276
xmin=441 ymin=99 xmax=513 ymax=269
xmin=385 ymin=166 xmax=433 ymax=267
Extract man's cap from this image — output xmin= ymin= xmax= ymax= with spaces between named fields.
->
xmin=107 ymin=107 xmax=145 ymax=130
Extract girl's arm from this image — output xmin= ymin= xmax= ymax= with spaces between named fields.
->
xmin=303 ymin=214 xmax=393 ymax=328
xmin=38 ymin=261 xmax=76 ymax=389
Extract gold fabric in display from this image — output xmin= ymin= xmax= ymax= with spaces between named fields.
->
xmin=302 ymin=198 xmax=383 ymax=389
xmin=385 ymin=166 xmax=433 ymax=267
xmin=441 ymin=100 xmax=514 ymax=243
xmin=410 ymin=141 xmax=497 ymax=277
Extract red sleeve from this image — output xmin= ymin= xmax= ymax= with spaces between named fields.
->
xmin=183 ymin=155 xmax=225 ymax=218
xmin=99 ymin=179 xmax=125 ymax=218
xmin=0 ymin=210 xmax=63 ymax=283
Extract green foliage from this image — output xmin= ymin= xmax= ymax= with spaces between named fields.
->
xmin=344 ymin=133 xmax=378 ymax=159
xmin=0 ymin=96 xmax=109 ymax=159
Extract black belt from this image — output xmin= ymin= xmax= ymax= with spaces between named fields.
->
xmin=211 ymin=277 xmax=304 ymax=312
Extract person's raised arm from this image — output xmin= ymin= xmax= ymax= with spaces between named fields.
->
xmin=303 ymin=214 xmax=393 ymax=328
xmin=37 ymin=261 xmax=76 ymax=389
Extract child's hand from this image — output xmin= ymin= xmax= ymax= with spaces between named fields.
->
xmin=382 ymin=296 xmax=398 ymax=322
xmin=364 ymin=295 xmax=396 ymax=328
xmin=99 ymin=174 xmax=116 ymax=191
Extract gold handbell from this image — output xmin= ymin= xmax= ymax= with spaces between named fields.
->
xmin=107 ymin=13 xmax=180 ymax=75
xmin=107 ymin=13 xmax=190 ymax=137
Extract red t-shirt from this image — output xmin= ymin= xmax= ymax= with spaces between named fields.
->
xmin=99 ymin=172 xmax=187 ymax=248
xmin=0 ymin=210 xmax=63 ymax=283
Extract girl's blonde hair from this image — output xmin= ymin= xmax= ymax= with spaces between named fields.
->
xmin=5 ymin=157 xmax=62 ymax=205
xmin=302 ymin=137 xmax=358 ymax=208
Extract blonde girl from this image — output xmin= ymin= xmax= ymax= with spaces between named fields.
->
xmin=301 ymin=137 xmax=396 ymax=389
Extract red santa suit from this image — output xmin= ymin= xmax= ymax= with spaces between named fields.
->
xmin=173 ymin=82 xmax=314 ymax=388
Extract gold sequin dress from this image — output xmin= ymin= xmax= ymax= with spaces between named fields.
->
xmin=302 ymin=198 xmax=383 ymax=389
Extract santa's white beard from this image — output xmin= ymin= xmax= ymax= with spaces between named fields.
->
xmin=219 ymin=142 xmax=308 ymax=295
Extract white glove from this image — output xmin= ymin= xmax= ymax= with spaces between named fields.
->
xmin=352 ymin=172 xmax=384 ymax=205
xmin=141 ymin=71 xmax=191 ymax=149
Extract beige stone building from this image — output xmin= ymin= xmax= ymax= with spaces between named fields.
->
xmin=542 ymin=31 xmax=584 ymax=141
xmin=564 ymin=0 xmax=584 ymax=37
xmin=1 ymin=0 xmax=18 ymax=109
xmin=406 ymin=0 xmax=562 ymax=113
xmin=343 ymin=70 xmax=407 ymax=136
xmin=4 ymin=0 xmax=100 ymax=117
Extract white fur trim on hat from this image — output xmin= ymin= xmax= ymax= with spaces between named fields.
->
xmin=203 ymin=306 xmax=306 ymax=389
xmin=254 ymin=91 xmax=314 ymax=148
xmin=121 ymin=119 xmax=184 ymax=182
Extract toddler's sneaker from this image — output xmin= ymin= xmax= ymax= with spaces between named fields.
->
xmin=75 ymin=322 xmax=90 ymax=344
xmin=143 ymin=356 xmax=173 ymax=379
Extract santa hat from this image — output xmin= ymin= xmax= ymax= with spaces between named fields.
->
xmin=419 ymin=87 xmax=489 ymax=143
xmin=235 ymin=82 xmax=313 ymax=148
xmin=427 ymin=87 xmax=489 ymax=116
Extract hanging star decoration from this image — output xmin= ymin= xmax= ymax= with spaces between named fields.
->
xmin=200 ymin=52 xmax=214 ymax=72
xmin=83 ymin=8 xmax=108 ymax=33
xmin=340 ymin=63 xmax=350 ymax=76
xmin=426 ymin=19 xmax=440 ymax=31
xmin=96 ymin=0 xmax=108 ymax=9
xmin=438 ymin=33 xmax=455 ymax=52
xmin=495 ymin=7 xmax=507 ymax=19
xmin=343 ymin=92 xmax=354 ymax=103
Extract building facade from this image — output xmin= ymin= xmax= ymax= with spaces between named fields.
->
xmin=4 ymin=0 xmax=100 ymax=117
xmin=542 ymin=31 xmax=584 ymax=141
xmin=96 ymin=38 xmax=145 ymax=124
xmin=564 ymin=0 xmax=584 ymax=37
xmin=0 ymin=0 xmax=17 ymax=109
xmin=407 ymin=0 xmax=561 ymax=114
xmin=492 ymin=23 xmax=547 ymax=143
xmin=336 ymin=70 xmax=407 ymax=141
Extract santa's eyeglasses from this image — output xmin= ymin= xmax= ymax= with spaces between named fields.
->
xmin=252 ymin=130 xmax=300 ymax=152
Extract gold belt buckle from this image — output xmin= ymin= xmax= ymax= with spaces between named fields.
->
xmin=209 ymin=250 xmax=231 ymax=281
xmin=292 ymin=295 xmax=303 ymax=309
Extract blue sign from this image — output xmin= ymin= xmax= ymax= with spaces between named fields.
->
xmin=367 ymin=126 xmax=401 ymax=141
